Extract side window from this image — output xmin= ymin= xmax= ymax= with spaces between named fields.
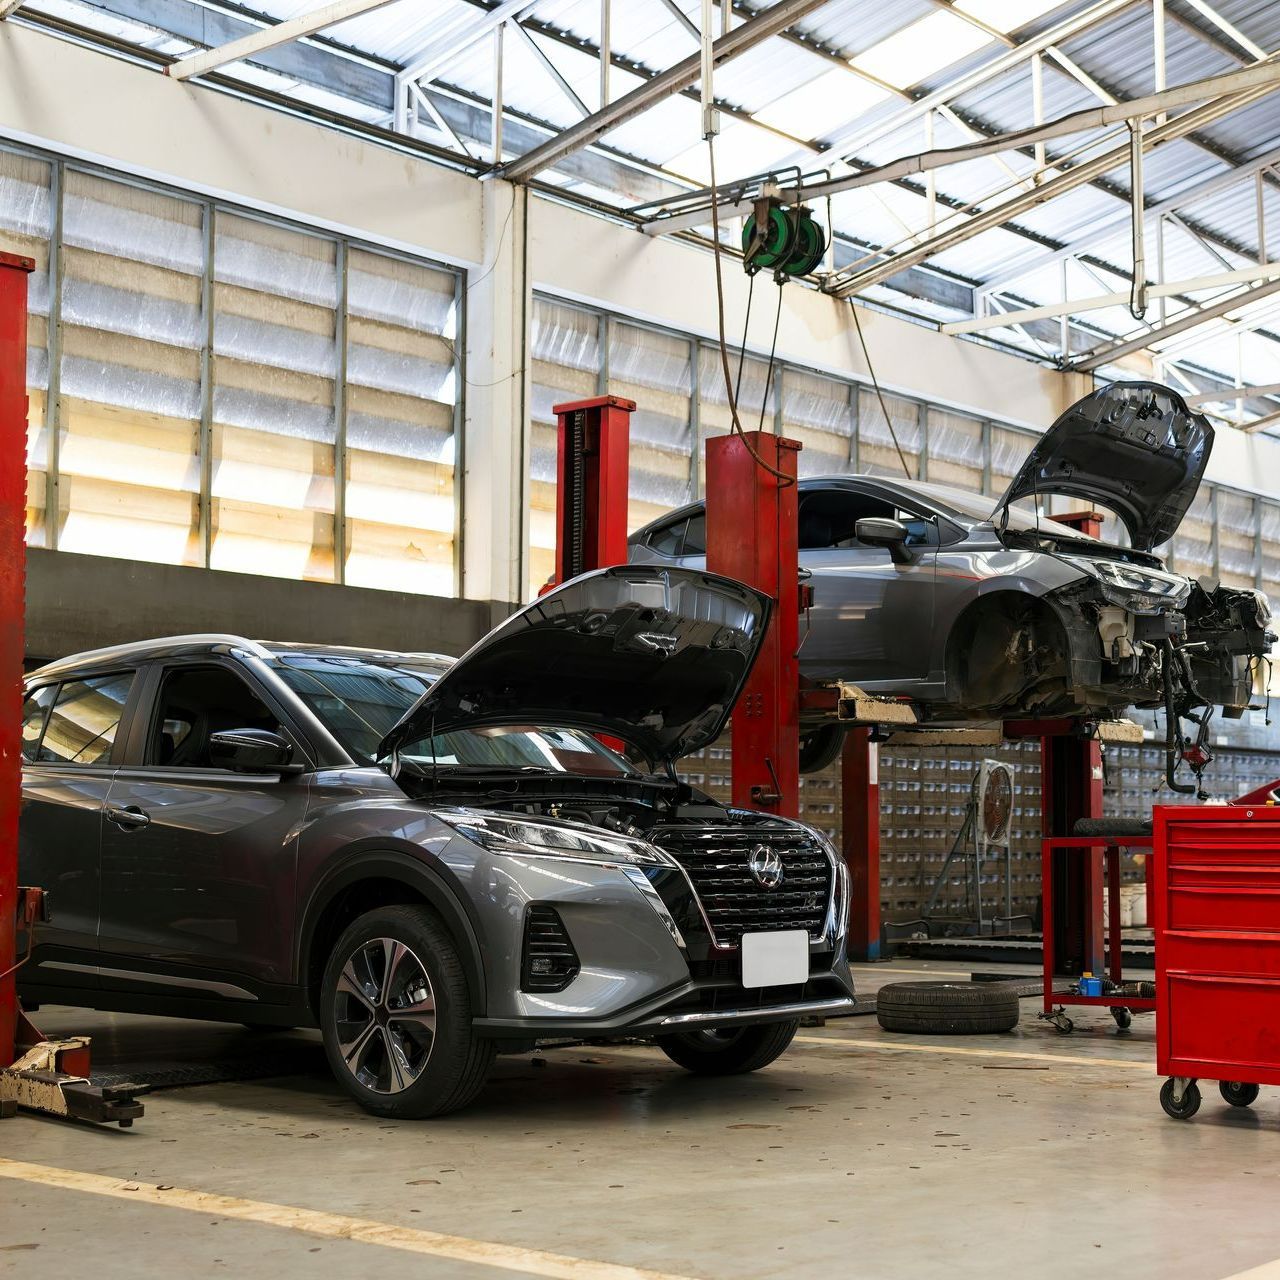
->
xmin=21 ymin=685 xmax=57 ymax=762
xmin=40 ymin=673 xmax=136 ymax=765
xmin=682 ymin=513 xmax=706 ymax=556
xmin=896 ymin=507 xmax=941 ymax=548
xmin=647 ymin=516 xmax=688 ymax=557
xmin=149 ymin=665 xmax=282 ymax=768
xmin=798 ymin=490 xmax=893 ymax=549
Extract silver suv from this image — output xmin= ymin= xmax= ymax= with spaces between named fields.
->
xmin=19 ymin=566 xmax=854 ymax=1118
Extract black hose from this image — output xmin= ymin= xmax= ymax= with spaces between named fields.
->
xmin=1163 ymin=641 xmax=1196 ymax=795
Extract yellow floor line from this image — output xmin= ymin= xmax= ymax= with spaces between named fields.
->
xmin=0 ymin=1158 xmax=700 ymax=1280
xmin=794 ymin=1034 xmax=1153 ymax=1072
xmin=848 ymin=966 xmax=975 ymax=979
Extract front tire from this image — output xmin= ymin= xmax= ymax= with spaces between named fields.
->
xmin=657 ymin=1020 xmax=799 ymax=1075
xmin=320 ymin=904 xmax=494 ymax=1119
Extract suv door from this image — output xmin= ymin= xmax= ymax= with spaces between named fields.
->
xmin=796 ymin=484 xmax=938 ymax=683
xmin=98 ymin=658 xmax=310 ymax=1004
xmin=19 ymin=670 xmax=139 ymax=994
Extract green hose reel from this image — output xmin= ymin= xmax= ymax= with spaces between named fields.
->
xmin=741 ymin=204 xmax=826 ymax=279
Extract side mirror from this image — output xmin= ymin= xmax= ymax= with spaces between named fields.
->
xmin=209 ymin=728 xmax=298 ymax=774
xmin=856 ymin=516 xmax=914 ymax=565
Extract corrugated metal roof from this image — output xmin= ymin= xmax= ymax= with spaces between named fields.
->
xmin=17 ymin=0 xmax=1280 ymax=420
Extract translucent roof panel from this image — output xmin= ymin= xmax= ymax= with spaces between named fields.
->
xmin=13 ymin=0 xmax=1279 ymax=428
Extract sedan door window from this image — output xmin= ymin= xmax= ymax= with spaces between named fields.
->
xmin=798 ymin=489 xmax=939 ymax=550
xmin=646 ymin=516 xmax=689 ymax=557
xmin=39 ymin=674 xmax=135 ymax=765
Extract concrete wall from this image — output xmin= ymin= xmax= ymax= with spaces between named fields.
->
xmin=24 ymin=549 xmax=503 ymax=666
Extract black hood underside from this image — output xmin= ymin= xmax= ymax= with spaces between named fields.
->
xmin=379 ymin=566 xmax=772 ymax=765
xmin=995 ymin=382 xmax=1213 ymax=552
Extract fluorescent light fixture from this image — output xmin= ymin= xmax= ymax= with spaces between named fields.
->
xmin=754 ymin=69 xmax=889 ymax=139
xmin=851 ymin=11 xmax=992 ymax=90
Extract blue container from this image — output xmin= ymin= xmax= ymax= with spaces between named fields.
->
xmin=1078 ymin=976 xmax=1104 ymax=997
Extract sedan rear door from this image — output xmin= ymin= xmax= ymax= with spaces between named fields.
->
xmin=795 ymin=483 xmax=937 ymax=683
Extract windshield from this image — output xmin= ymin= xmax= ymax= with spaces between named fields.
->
xmin=906 ymin=479 xmax=1103 ymax=542
xmin=273 ymin=652 xmax=635 ymax=775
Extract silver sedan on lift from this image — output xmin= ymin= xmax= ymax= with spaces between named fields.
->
xmin=629 ymin=383 xmax=1274 ymax=771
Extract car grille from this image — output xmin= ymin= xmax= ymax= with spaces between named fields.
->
xmin=649 ymin=825 xmax=833 ymax=948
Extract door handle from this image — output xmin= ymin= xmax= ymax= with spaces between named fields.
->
xmin=106 ymin=804 xmax=151 ymax=830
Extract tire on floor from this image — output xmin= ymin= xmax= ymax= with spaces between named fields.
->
xmin=876 ymin=981 xmax=1020 ymax=1035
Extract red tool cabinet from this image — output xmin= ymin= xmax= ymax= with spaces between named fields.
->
xmin=1153 ymin=804 xmax=1280 ymax=1119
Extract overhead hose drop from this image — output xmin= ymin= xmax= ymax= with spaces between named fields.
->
xmin=706 ymin=137 xmax=795 ymax=488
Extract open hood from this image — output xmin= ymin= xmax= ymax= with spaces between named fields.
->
xmin=378 ymin=566 xmax=772 ymax=765
xmin=993 ymin=382 xmax=1213 ymax=552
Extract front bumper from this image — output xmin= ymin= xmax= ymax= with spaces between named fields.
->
xmin=473 ymin=960 xmax=856 ymax=1040
xmin=452 ymin=834 xmax=854 ymax=1040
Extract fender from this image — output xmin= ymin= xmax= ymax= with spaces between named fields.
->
xmin=297 ymin=848 xmax=488 ymax=1017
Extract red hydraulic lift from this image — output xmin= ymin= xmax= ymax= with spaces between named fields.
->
xmin=0 ymin=251 xmax=142 ymax=1125
xmin=704 ymin=431 xmax=802 ymax=815
xmin=0 ymin=252 xmax=32 ymax=1081
xmin=548 ymin=395 xmax=635 ymax=588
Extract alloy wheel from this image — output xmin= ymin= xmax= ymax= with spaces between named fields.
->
xmin=333 ymin=937 xmax=437 ymax=1094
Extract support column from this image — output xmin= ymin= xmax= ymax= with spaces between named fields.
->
xmin=462 ymin=178 xmax=530 ymax=615
xmin=842 ymin=727 xmax=881 ymax=961
xmin=0 ymin=253 xmax=33 ymax=1068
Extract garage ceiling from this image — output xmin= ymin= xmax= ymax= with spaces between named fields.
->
xmin=6 ymin=0 xmax=1280 ymax=430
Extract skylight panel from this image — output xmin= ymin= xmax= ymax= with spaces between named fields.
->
xmin=954 ymin=0 xmax=1068 ymax=33
xmin=753 ymin=69 xmax=889 ymax=140
xmin=850 ymin=11 xmax=992 ymax=90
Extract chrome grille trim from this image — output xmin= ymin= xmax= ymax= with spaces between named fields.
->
xmin=649 ymin=824 xmax=835 ymax=949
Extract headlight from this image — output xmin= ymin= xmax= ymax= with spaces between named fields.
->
xmin=1061 ymin=556 xmax=1191 ymax=613
xmin=437 ymin=807 xmax=672 ymax=866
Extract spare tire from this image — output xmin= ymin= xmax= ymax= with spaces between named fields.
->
xmin=876 ymin=981 xmax=1020 ymax=1035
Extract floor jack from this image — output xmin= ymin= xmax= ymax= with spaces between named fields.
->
xmin=0 ymin=251 xmax=144 ymax=1127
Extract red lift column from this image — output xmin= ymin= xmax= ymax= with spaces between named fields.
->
xmin=842 ymin=728 xmax=881 ymax=961
xmin=1010 ymin=507 xmax=1108 ymax=979
xmin=705 ymin=432 xmax=802 ymax=817
xmin=549 ymin=395 xmax=635 ymax=587
xmin=0 ymin=253 xmax=33 ymax=1070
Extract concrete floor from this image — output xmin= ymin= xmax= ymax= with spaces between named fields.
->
xmin=2 ymin=960 xmax=1277 ymax=1280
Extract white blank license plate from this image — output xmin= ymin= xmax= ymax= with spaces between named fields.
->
xmin=741 ymin=930 xmax=809 ymax=989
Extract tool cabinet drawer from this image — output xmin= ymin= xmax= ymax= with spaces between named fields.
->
xmin=1163 ymin=972 xmax=1280 ymax=1086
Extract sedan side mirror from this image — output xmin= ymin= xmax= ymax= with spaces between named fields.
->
xmin=209 ymin=728 xmax=299 ymax=774
xmin=856 ymin=516 xmax=915 ymax=565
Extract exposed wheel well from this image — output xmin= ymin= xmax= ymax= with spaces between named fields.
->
xmin=305 ymin=877 xmax=430 ymax=1015
xmin=945 ymin=592 xmax=1070 ymax=713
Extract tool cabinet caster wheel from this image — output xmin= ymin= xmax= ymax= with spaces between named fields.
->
xmin=1110 ymin=1007 xmax=1132 ymax=1030
xmin=1052 ymin=1014 xmax=1074 ymax=1035
xmin=1160 ymin=1078 xmax=1201 ymax=1120
xmin=1219 ymin=1081 xmax=1260 ymax=1108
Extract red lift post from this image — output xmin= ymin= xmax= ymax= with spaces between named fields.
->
xmin=1035 ymin=508 xmax=1109 ymax=981
xmin=0 ymin=252 xmax=33 ymax=1074
xmin=0 ymin=252 xmax=143 ymax=1125
xmin=704 ymin=432 xmax=802 ymax=817
xmin=549 ymin=396 xmax=635 ymax=588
